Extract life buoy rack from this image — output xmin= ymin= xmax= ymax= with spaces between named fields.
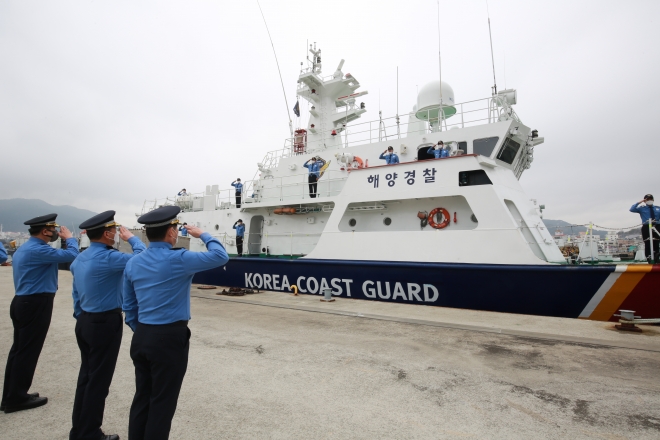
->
xmin=428 ymin=207 xmax=450 ymax=229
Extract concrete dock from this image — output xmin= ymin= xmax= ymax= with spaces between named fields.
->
xmin=1 ymin=267 xmax=659 ymax=439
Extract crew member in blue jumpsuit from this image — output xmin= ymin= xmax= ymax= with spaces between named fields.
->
xmin=0 ymin=241 xmax=7 ymax=264
xmin=630 ymin=194 xmax=660 ymax=263
xmin=1 ymin=214 xmax=78 ymax=413
xmin=70 ymin=211 xmax=146 ymax=440
xmin=379 ymin=146 xmax=400 ymax=164
xmin=233 ymin=219 xmax=245 ymax=256
xmin=303 ymin=156 xmax=326 ymax=198
xmin=427 ymin=141 xmax=449 ymax=159
xmin=231 ymin=178 xmax=243 ymax=208
xmin=122 ymin=206 xmax=228 ymax=439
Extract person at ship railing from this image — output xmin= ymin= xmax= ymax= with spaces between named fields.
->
xmin=427 ymin=141 xmax=450 ymax=159
xmin=0 ymin=241 xmax=7 ymax=264
xmin=122 ymin=206 xmax=228 ymax=439
xmin=379 ymin=146 xmax=400 ymax=164
xmin=231 ymin=178 xmax=243 ymax=208
xmin=179 ymin=222 xmax=188 ymax=237
xmin=177 ymin=188 xmax=188 ymax=196
xmin=630 ymin=194 xmax=660 ymax=263
xmin=303 ymin=156 xmax=326 ymax=198
xmin=233 ymin=219 xmax=245 ymax=256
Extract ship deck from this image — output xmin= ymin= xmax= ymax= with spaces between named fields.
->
xmin=1 ymin=268 xmax=659 ymax=439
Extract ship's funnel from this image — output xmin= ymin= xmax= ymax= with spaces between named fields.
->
xmin=415 ymin=81 xmax=456 ymax=121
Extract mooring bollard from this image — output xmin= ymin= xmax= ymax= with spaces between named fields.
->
xmin=320 ymin=288 xmax=335 ymax=302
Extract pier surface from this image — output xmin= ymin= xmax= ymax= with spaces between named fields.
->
xmin=1 ymin=268 xmax=659 ymax=439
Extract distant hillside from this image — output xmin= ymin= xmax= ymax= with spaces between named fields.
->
xmin=0 ymin=199 xmax=97 ymax=233
xmin=542 ymin=219 xmax=617 ymax=238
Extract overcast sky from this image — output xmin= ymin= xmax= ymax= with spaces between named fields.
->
xmin=1 ymin=0 xmax=659 ymax=229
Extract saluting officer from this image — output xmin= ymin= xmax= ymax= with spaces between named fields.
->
xmin=70 ymin=211 xmax=146 ymax=440
xmin=0 ymin=241 xmax=7 ymax=264
xmin=122 ymin=206 xmax=228 ymax=439
xmin=1 ymin=214 xmax=78 ymax=413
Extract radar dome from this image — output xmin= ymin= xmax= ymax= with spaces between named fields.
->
xmin=416 ymin=81 xmax=456 ymax=121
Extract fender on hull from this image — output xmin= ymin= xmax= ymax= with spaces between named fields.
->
xmin=193 ymin=259 xmax=660 ymax=321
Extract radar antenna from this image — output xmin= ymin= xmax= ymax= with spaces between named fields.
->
xmin=256 ymin=0 xmax=293 ymax=136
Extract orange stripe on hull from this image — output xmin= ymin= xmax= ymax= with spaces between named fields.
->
xmin=589 ymin=265 xmax=653 ymax=321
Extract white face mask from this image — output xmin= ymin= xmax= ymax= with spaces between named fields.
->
xmin=646 ymin=200 xmax=654 ymax=206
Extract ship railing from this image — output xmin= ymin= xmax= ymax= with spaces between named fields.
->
xmin=266 ymin=95 xmax=521 ymax=159
xmin=214 ymin=231 xmax=322 ymax=256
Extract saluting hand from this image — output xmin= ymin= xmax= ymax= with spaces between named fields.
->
xmin=59 ymin=225 xmax=73 ymax=240
xmin=119 ymin=226 xmax=134 ymax=241
xmin=184 ymin=225 xmax=204 ymax=238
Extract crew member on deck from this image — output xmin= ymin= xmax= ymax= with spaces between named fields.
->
xmin=231 ymin=179 xmax=243 ymax=208
xmin=233 ymin=219 xmax=245 ymax=256
xmin=427 ymin=141 xmax=449 ymax=159
xmin=1 ymin=214 xmax=78 ymax=414
xmin=177 ymin=188 xmax=188 ymax=196
xmin=303 ymin=156 xmax=326 ymax=198
xmin=630 ymin=194 xmax=660 ymax=263
xmin=69 ymin=211 xmax=146 ymax=440
xmin=379 ymin=146 xmax=400 ymax=164
xmin=179 ymin=222 xmax=189 ymax=237
xmin=122 ymin=206 xmax=228 ymax=439
xmin=0 ymin=241 xmax=7 ymax=264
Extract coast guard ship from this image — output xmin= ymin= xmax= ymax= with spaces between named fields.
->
xmin=140 ymin=43 xmax=659 ymax=322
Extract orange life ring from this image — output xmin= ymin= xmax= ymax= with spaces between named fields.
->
xmin=351 ymin=156 xmax=364 ymax=169
xmin=428 ymin=207 xmax=450 ymax=229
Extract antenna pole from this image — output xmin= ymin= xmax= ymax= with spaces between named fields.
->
xmin=256 ymin=0 xmax=293 ymax=136
xmin=437 ymin=0 xmax=443 ymax=131
xmin=487 ymin=2 xmax=497 ymax=96
xmin=396 ymin=66 xmax=400 ymax=139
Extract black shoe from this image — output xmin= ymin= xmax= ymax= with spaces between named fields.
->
xmin=101 ymin=435 xmax=120 ymax=440
xmin=3 ymin=395 xmax=48 ymax=413
xmin=0 ymin=393 xmax=40 ymax=411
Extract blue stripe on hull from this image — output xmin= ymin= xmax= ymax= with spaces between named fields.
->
xmin=193 ymin=258 xmax=615 ymax=319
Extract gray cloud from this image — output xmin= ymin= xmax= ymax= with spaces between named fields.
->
xmin=1 ymin=0 xmax=658 ymax=228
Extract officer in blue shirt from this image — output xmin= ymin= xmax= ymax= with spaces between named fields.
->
xmin=427 ymin=141 xmax=449 ymax=159
xmin=233 ymin=219 xmax=245 ymax=256
xmin=0 ymin=241 xmax=7 ymax=264
xmin=303 ymin=156 xmax=326 ymax=198
xmin=379 ymin=146 xmax=400 ymax=164
xmin=630 ymin=194 xmax=660 ymax=263
xmin=70 ymin=211 xmax=146 ymax=440
xmin=1 ymin=214 xmax=78 ymax=414
xmin=231 ymin=178 xmax=243 ymax=208
xmin=122 ymin=206 xmax=228 ymax=439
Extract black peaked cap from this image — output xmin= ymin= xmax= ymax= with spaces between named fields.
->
xmin=138 ymin=206 xmax=181 ymax=227
xmin=24 ymin=213 xmax=58 ymax=226
xmin=79 ymin=210 xmax=117 ymax=230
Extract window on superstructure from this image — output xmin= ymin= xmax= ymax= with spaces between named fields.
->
xmin=496 ymin=137 xmax=521 ymax=165
xmin=457 ymin=142 xmax=467 ymax=155
xmin=472 ymin=137 xmax=499 ymax=157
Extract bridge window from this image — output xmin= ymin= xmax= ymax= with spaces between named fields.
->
xmin=496 ymin=137 xmax=521 ymax=165
xmin=473 ymin=137 xmax=499 ymax=157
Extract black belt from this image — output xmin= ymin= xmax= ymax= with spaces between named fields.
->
xmin=18 ymin=292 xmax=55 ymax=297
xmin=137 ymin=320 xmax=188 ymax=328
xmin=81 ymin=308 xmax=122 ymax=316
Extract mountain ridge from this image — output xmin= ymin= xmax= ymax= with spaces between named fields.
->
xmin=0 ymin=198 xmax=98 ymax=232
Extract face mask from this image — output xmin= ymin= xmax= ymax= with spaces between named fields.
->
xmin=48 ymin=229 xmax=60 ymax=242
xmin=647 ymin=200 xmax=654 ymax=206
xmin=113 ymin=232 xmax=120 ymax=246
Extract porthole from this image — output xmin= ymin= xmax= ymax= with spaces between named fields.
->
xmin=470 ymin=214 xmax=478 ymax=223
xmin=383 ymin=217 xmax=392 ymax=226
xmin=215 ymin=224 xmax=220 ymax=230
xmin=349 ymin=218 xmax=357 ymax=227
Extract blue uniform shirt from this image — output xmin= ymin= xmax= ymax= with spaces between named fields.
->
xmin=427 ymin=147 xmax=449 ymax=158
xmin=180 ymin=228 xmax=188 ymax=237
xmin=12 ymin=237 xmax=79 ymax=296
xmin=379 ymin=152 xmax=400 ymax=164
xmin=303 ymin=160 xmax=324 ymax=177
xmin=0 ymin=242 xmax=7 ymax=264
xmin=122 ymin=232 xmax=228 ymax=330
xmin=231 ymin=182 xmax=243 ymax=192
xmin=630 ymin=203 xmax=660 ymax=225
xmin=233 ymin=223 xmax=245 ymax=237
xmin=71 ymin=237 xmax=146 ymax=318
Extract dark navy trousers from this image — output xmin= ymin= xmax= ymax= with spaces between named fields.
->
xmin=1 ymin=293 xmax=54 ymax=406
xmin=128 ymin=321 xmax=190 ymax=440
xmin=70 ymin=309 xmax=123 ymax=440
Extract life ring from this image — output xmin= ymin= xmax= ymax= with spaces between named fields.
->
xmin=428 ymin=207 xmax=450 ymax=229
xmin=351 ymin=156 xmax=364 ymax=169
